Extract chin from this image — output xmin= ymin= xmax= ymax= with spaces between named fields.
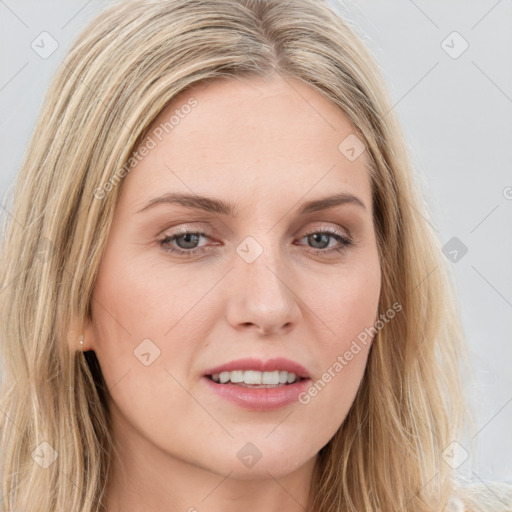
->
xmin=205 ymin=439 xmax=318 ymax=480
xmin=224 ymin=456 xmax=315 ymax=481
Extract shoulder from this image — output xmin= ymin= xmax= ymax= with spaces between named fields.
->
xmin=448 ymin=481 xmax=512 ymax=512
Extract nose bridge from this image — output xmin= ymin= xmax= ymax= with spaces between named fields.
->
xmin=236 ymin=231 xmax=289 ymax=299
xmin=225 ymin=231 xmax=300 ymax=334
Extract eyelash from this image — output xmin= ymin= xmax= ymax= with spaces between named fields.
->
xmin=158 ymin=228 xmax=353 ymax=257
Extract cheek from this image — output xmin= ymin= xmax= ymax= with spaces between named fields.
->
xmin=298 ymin=259 xmax=380 ymax=427
xmin=89 ymin=256 xmax=218 ymax=452
xmin=91 ymin=240 xmax=211 ymax=347
xmin=305 ymin=253 xmax=381 ymax=346
xmin=89 ymin=240 xmax=217 ymax=404
xmin=88 ymin=249 xmax=167 ymax=390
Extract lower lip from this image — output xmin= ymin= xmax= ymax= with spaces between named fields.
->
xmin=202 ymin=376 xmax=311 ymax=411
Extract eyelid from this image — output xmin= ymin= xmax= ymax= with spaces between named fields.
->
xmin=162 ymin=224 xmax=212 ymax=235
xmin=300 ymin=222 xmax=351 ymax=238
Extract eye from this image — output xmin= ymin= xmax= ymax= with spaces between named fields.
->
xmin=297 ymin=229 xmax=353 ymax=255
xmin=158 ymin=230 xmax=212 ymax=257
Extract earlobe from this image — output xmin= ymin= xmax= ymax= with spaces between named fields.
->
xmin=79 ymin=324 xmax=95 ymax=352
xmin=67 ymin=316 xmax=94 ymax=352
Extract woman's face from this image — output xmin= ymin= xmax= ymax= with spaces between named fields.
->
xmin=86 ymin=75 xmax=381 ymax=481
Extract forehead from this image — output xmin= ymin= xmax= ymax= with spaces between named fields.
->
xmin=152 ymin=74 xmax=362 ymax=147
xmin=120 ymin=75 xmax=372 ymax=213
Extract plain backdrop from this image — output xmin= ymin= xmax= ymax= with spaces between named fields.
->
xmin=0 ymin=0 xmax=510 ymax=485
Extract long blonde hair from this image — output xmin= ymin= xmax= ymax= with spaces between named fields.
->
xmin=0 ymin=0 xmax=479 ymax=510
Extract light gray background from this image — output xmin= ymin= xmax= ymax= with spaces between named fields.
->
xmin=1 ymin=0 xmax=510 ymax=485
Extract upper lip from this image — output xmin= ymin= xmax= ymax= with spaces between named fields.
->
xmin=203 ymin=357 xmax=310 ymax=379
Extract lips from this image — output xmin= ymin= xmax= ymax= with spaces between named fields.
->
xmin=202 ymin=357 xmax=312 ymax=411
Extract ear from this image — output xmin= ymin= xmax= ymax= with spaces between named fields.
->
xmin=67 ymin=315 xmax=95 ymax=352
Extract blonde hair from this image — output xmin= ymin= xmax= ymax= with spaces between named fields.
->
xmin=0 ymin=0 xmax=491 ymax=510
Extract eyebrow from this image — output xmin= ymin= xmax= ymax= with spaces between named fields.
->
xmin=136 ymin=191 xmax=367 ymax=216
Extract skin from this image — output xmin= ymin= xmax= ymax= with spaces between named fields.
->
xmin=82 ymin=74 xmax=381 ymax=511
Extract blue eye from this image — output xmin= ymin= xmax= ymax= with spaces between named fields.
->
xmin=299 ymin=231 xmax=353 ymax=254
xmin=158 ymin=231 xmax=210 ymax=257
xmin=158 ymin=229 xmax=353 ymax=257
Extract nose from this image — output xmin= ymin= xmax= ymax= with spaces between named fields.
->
xmin=224 ymin=241 xmax=302 ymax=337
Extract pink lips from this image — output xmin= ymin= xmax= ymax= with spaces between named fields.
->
xmin=202 ymin=357 xmax=311 ymax=411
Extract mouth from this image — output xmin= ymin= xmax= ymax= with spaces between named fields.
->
xmin=206 ymin=370 xmax=307 ymax=388
xmin=202 ymin=358 xmax=311 ymax=410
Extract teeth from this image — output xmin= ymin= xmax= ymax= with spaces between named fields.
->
xmin=230 ymin=370 xmax=244 ymax=383
xmin=261 ymin=370 xmax=279 ymax=385
xmin=210 ymin=370 xmax=299 ymax=385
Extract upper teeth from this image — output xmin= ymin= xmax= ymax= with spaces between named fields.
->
xmin=210 ymin=370 xmax=298 ymax=385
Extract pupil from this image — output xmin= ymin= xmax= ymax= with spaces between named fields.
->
xmin=309 ymin=233 xmax=329 ymax=249
xmin=177 ymin=233 xmax=199 ymax=249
